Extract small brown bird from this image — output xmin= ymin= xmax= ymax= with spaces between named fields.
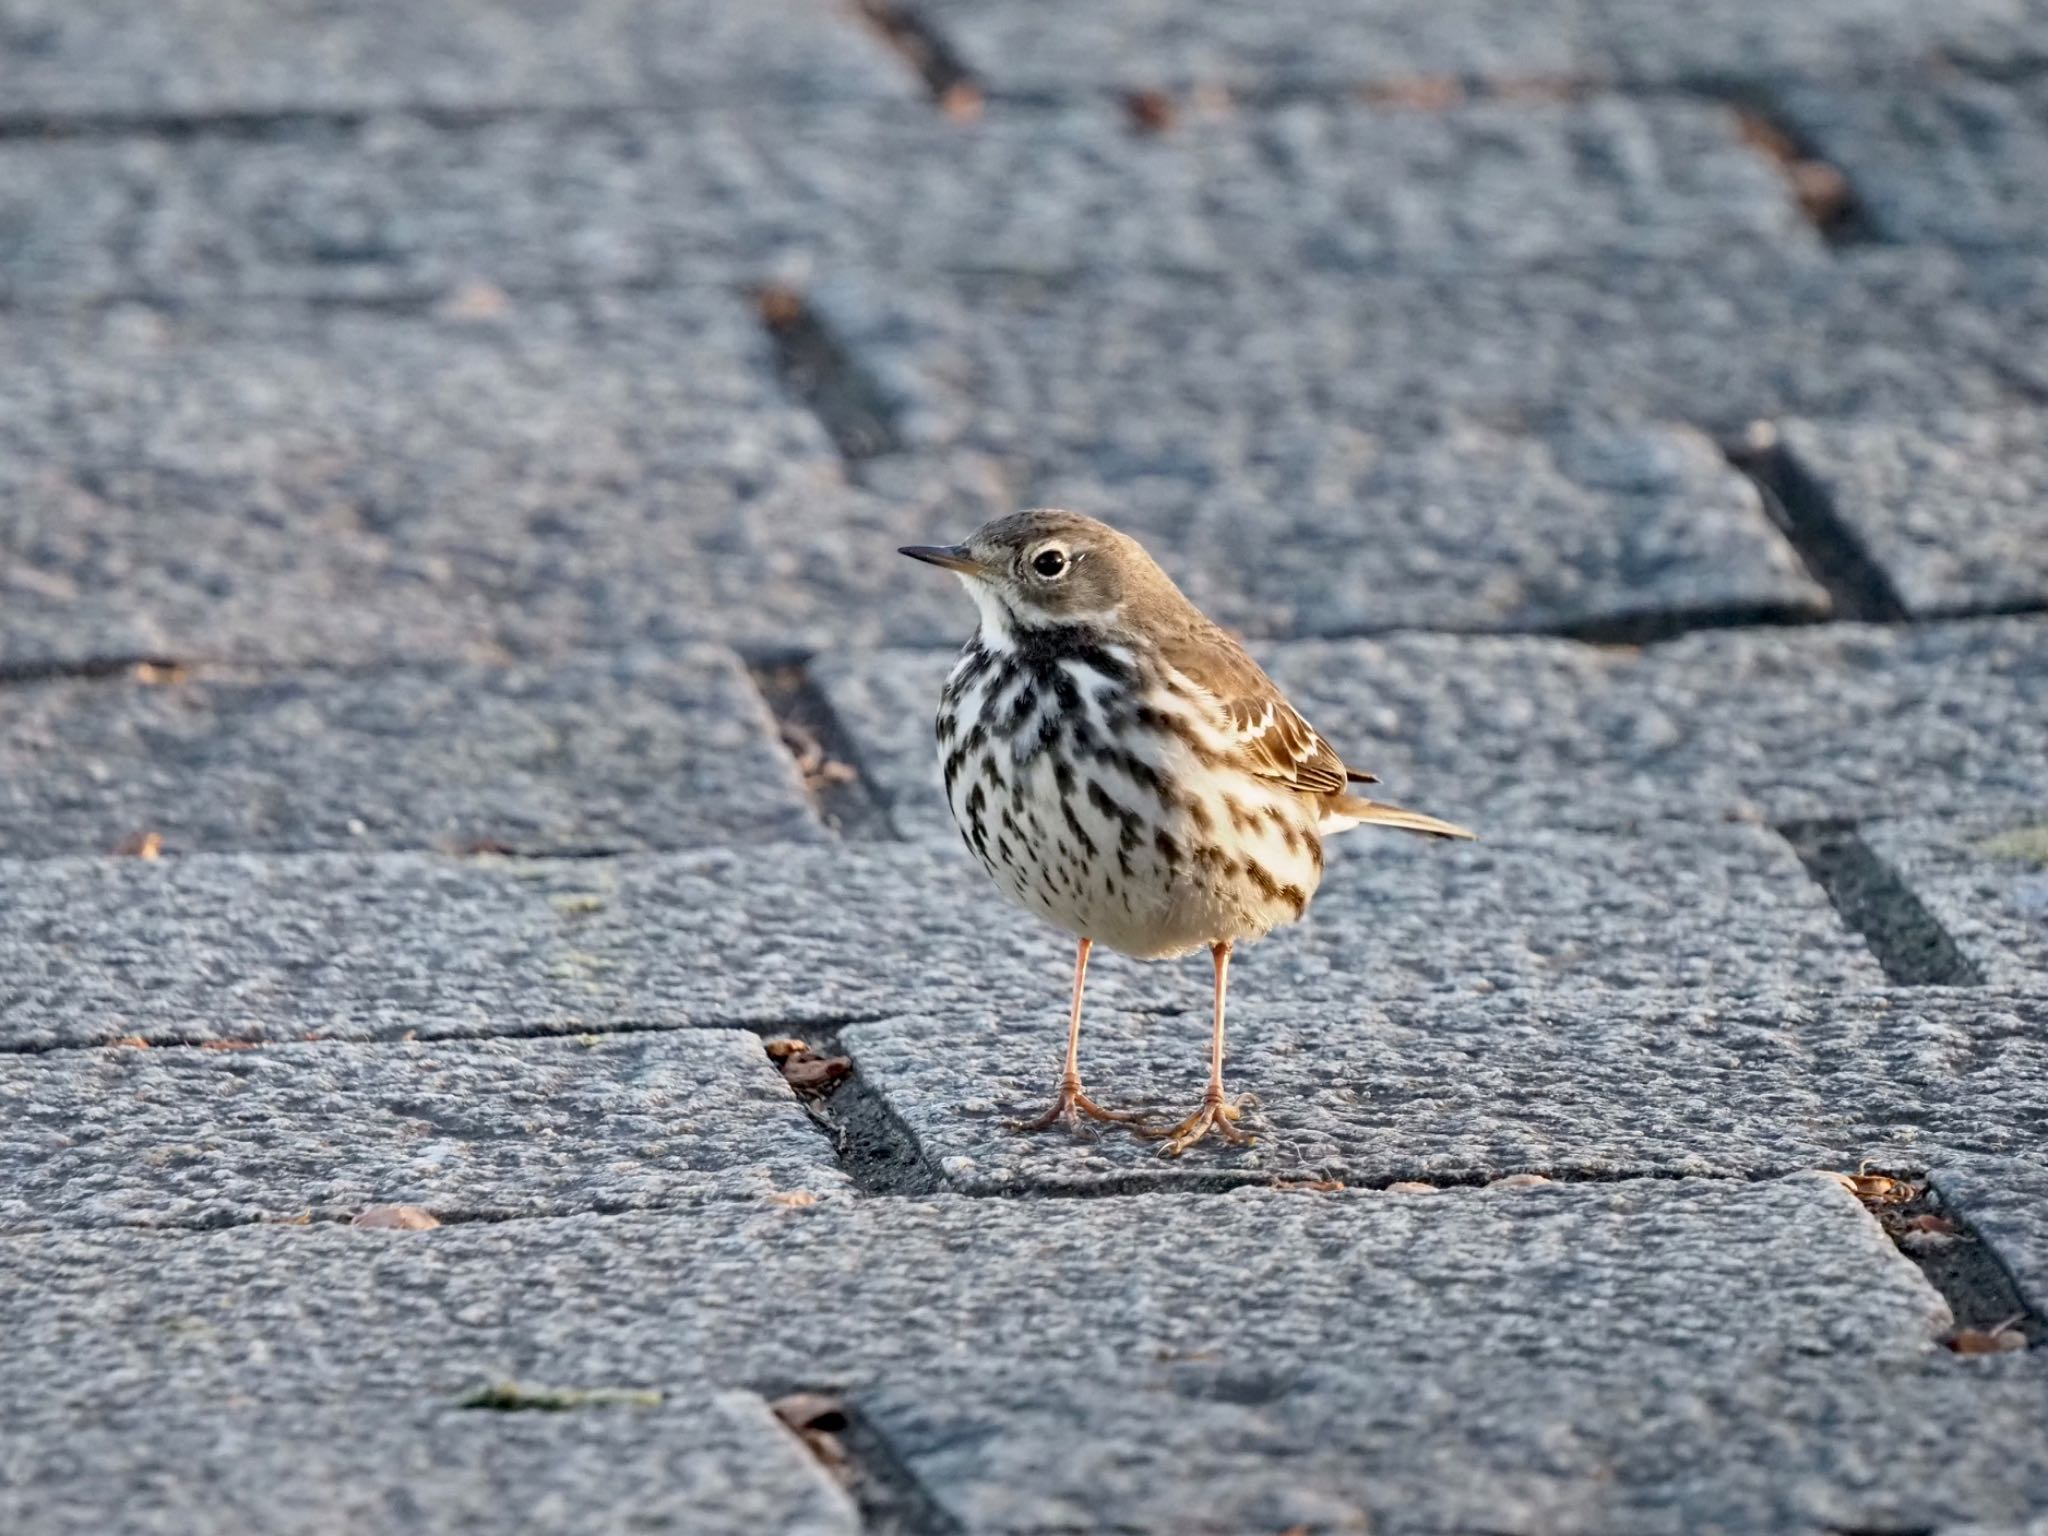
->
xmin=902 ymin=511 xmax=1473 ymax=1154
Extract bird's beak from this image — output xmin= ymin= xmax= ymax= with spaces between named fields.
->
xmin=898 ymin=544 xmax=984 ymax=576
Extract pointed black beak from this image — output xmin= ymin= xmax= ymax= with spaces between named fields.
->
xmin=898 ymin=544 xmax=983 ymax=575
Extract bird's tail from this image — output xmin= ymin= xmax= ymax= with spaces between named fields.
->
xmin=1319 ymin=795 xmax=1475 ymax=841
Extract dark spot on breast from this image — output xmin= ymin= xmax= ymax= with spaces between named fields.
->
xmin=1060 ymin=802 xmax=1099 ymax=859
xmin=1108 ymin=745 xmax=1168 ymax=803
xmin=1006 ymin=685 xmax=1039 ymax=737
xmin=1243 ymin=859 xmax=1282 ymax=903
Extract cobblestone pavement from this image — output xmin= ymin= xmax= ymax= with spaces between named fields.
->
xmin=4 ymin=3 xmax=2048 ymax=1532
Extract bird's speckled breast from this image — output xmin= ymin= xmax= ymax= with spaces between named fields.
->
xmin=935 ymin=623 xmax=1324 ymax=960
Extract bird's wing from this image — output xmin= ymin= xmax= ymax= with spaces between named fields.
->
xmin=1157 ymin=626 xmax=1357 ymax=797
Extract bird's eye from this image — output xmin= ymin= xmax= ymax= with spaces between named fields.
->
xmin=1032 ymin=548 xmax=1068 ymax=578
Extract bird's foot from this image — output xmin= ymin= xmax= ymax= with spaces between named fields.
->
xmin=1007 ymin=1076 xmax=1149 ymax=1136
xmin=1141 ymin=1090 xmax=1257 ymax=1157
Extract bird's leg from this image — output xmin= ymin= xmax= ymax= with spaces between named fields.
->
xmin=1010 ymin=938 xmax=1147 ymax=1134
xmin=1144 ymin=940 xmax=1256 ymax=1156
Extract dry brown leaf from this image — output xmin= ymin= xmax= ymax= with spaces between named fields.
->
xmin=1272 ymin=1179 xmax=1344 ymax=1193
xmin=771 ymin=1392 xmax=848 ymax=1433
xmin=1948 ymin=1319 xmax=2028 ymax=1356
xmin=780 ymin=1053 xmax=853 ymax=1094
xmin=940 ymin=81 xmax=983 ymax=122
xmin=352 ymin=1205 xmax=442 ymax=1231
xmin=1383 ymin=1181 xmax=1439 ymax=1195
xmin=132 ymin=662 xmax=189 ymax=685
xmin=763 ymin=1038 xmax=810 ymax=1061
xmin=770 ymin=1392 xmax=853 ymax=1478
xmin=108 ymin=1036 xmax=151 ymax=1050
xmin=767 ymin=1190 xmax=820 ymax=1208
xmin=116 ymin=831 xmax=164 ymax=859
xmin=1905 ymin=1213 xmax=1962 ymax=1235
xmin=1831 ymin=1169 xmax=1920 ymax=1206
xmin=756 ymin=283 xmax=804 ymax=331
xmin=1125 ymin=89 xmax=1177 ymax=133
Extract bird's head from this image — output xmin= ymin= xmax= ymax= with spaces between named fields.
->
xmin=901 ymin=508 xmax=1163 ymax=639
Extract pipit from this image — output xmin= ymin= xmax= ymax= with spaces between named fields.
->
xmin=902 ymin=510 xmax=1473 ymax=1155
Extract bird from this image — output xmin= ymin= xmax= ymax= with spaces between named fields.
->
xmin=900 ymin=510 xmax=1474 ymax=1155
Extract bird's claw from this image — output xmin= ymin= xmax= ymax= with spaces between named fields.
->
xmin=1007 ymin=1078 xmax=1150 ymax=1137
xmin=1141 ymin=1091 xmax=1257 ymax=1156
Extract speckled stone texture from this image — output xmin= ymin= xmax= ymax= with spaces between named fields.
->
xmin=0 ymin=0 xmax=912 ymax=119
xmin=0 ymin=651 xmax=820 ymax=856
xmin=918 ymin=0 xmax=2041 ymax=94
xmin=0 ymin=1394 xmax=860 ymax=1536
xmin=820 ymin=619 xmax=2048 ymax=837
xmin=0 ymin=828 xmax=1879 ymax=1051
xmin=0 ymin=97 xmax=1817 ymax=301
xmin=1780 ymin=411 xmax=2048 ymax=618
xmin=865 ymin=1358 xmax=2048 ymax=1536
xmin=0 ymin=296 xmax=952 ymax=669
xmin=843 ymin=990 xmax=1997 ymax=1193
xmin=0 ymin=1178 xmax=1949 ymax=1422
xmin=1861 ymin=816 xmax=2048 ymax=989
xmin=809 ymin=250 xmax=2025 ymax=464
xmin=0 ymin=1031 xmax=848 ymax=1230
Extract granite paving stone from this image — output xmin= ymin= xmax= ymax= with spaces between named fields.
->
xmin=820 ymin=619 xmax=2048 ymax=837
xmin=0 ymin=1031 xmax=849 ymax=1231
xmin=1779 ymin=410 xmax=2048 ymax=618
xmin=843 ymin=990 xmax=2006 ymax=1193
xmin=0 ymin=1393 xmax=859 ymax=1536
xmin=0 ymin=827 xmax=1882 ymax=1051
xmin=920 ymin=0 xmax=2041 ymax=96
xmin=0 ymin=0 xmax=911 ymax=120
xmin=0 ymin=1178 xmax=1949 ymax=1424
xmin=1782 ymin=76 xmax=2048 ymax=252
xmin=0 ymin=294 xmax=958 ymax=667
xmin=1861 ymin=815 xmax=2048 ymax=990
xmin=808 ymin=249 xmax=2027 ymax=459
xmin=0 ymin=96 xmax=1816 ymax=302
xmin=864 ymin=1356 xmax=2048 ymax=1536
xmin=0 ymin=651 xmax=821 ymax=856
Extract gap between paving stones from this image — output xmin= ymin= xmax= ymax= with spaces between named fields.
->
xmin=792 ymin=1027 xmax=947 ymax=1197
xmin=854 ymin=0 xmax=983 ymax=119
xmin=1719 ymin=96 xmax=1873 ymax=244
xmin=1726 ymin=425 xmax=1914 ymax=622
xmin=745 ymin=655 xmax=900 ymax=840
xmin=756 ymin=285 xmax=905 ymax=464
xmin=766 ymin=1389 xmax=968 ymax=1536
xmin=1782 ymin=821 xmax=1988 ymax=987
xmin=1869 ymin=1178 xmax=2048 ymax=1349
